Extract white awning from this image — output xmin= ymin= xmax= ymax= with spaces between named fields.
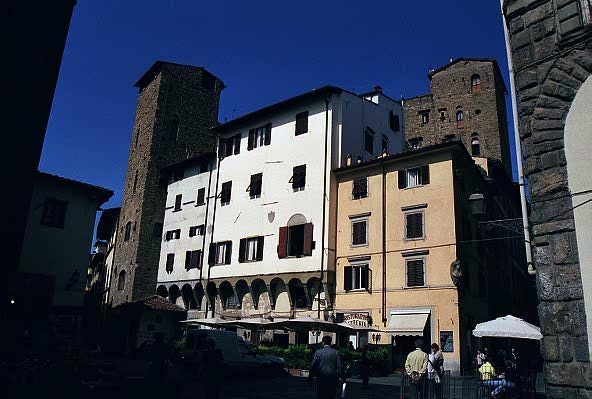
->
xmin=386 ymin=312 xmax=429 ymax=336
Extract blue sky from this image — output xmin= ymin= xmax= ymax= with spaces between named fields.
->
xmin=40 ymin=0 xmax=515 ymax=212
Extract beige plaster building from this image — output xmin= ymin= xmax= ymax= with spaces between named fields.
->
xmin=333 ymin=141 xmax=537 ymax=374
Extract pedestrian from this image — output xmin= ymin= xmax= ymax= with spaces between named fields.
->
xmin=347 ymin=341 xmax=355 ymax=352
xmin=509 ymin=348 xmax=519 ymax=368
xmin=308 ymin=336 xmax=346 ymax=399
xmin=496 ymin=348 xmax=507 ymax=368
xmin=479 ymin=357 xmax=496 ymax=381
xmin=476 ymin=349 xmax=484 ymax=367
xmin=405 ymin=339 xmax=429 ymax=399
xmin=427 ymin=343 xmax=444 ymax=398
xmin=359 ymin=345 xmax=370 ymax=388
xmin=202 ymin=338 xmax=224 ymax=399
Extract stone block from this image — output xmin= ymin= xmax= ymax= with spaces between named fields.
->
xmin=534 ymin=36 xmax=558 ymax=61
xmin=551 ymin=231 xmax=579 ymax=265
xmin=510 ymin=16 xmax=525 ymax=34
xmin=529 ymin=167 xmax=567 ymax=196
xmin=574 ymin=337 xmax=591 ymax=363
xmin=512 ymin=29 xmax=532 ymax=51
xmin=514 ymin=46 xmax=533 ymax=68
xmin=530 ymin=195 xmax=572 ymax=225
xmin=578 ymin=388 xmax=592 ymax=399
xmin=531 ymin=17 xmax=556 ymax=42
xmin=549 ymin=68 xmax=585 ymax=90
xmin=573 ymin=50 xmax=592 ymax=72
xmin=546 ymin=385 xmax=565 ymax=399
xmin=546 ymin=362 xmax=585 ymax=387
xmin=523 ymin=2 xmax=554 ymax=26
xmin=537 ymin=94 xmax=572 ymax=109
xmin=539 ymin=302 xmax=558 ymax=335
xmin=516 ymin=68 xmax=538 ymax=90
xmin=531 ymin=128 xmax=565 ymax=144
xmin=554 ymin=263 xmax=584 ymax=300
xmin=536 ymin=263 xmax=556 ymax=301
xmin=542 ymin=335 xmax=561 ymax=361
xmin=560 ymin=335 xmax=575 ymax=362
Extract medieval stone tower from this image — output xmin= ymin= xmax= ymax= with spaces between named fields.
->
xmin=404 ymin=58 xmax=511 ymax=173
xmin=110 ymin=62 xmax=224 ymax=306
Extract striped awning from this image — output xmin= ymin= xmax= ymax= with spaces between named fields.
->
xmin=386 ymin=312 xmax=429 ymax=336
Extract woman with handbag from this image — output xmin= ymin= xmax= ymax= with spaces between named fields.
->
xmin=427 ymin=343 xmax=444 ymax=399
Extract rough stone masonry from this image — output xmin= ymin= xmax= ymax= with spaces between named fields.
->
xmin=503 ymin=0 xmax=592 ymax=397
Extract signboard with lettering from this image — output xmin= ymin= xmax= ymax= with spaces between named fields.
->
xmin=343 ymin=312 xmax=369 ymax=327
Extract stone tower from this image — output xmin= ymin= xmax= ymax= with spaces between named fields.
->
xmin=110 ymin=61 xmax=224 ymax=306
xmin=404 ymin=58 xmax=511 ymax=173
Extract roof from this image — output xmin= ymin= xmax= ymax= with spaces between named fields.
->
xmin=427 ymin=57 xmax=507 ymax=93
xmin=116 ymin=295 xmax=186 ymax=313
xmin=211 ymin=86 xmax=343 ymax=133
xmin=159 ymin=152 xmax=216 ymax=173
xmin=96 ymin=207 xmax=121 ymax=241
xmin=133 ymin=60 xmax=225 ymax=89
xmin=334 ymin=140 xmax=467 ymax=175
xmin=37 ymin=171 xmax=113 ymax=206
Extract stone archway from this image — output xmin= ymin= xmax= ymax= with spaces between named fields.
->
xmin=251 ymin=279 xmax=267 ymax=310
xmin=194 ymin=282 xmax=205 ymax=311
xmin=169 ymin=285 xmax=182 ymax=308
xmin=288 ymin=278 xmax=308 ymax=309
xmin=181 ymin=283 xmax=197 ymax=310
xmin=156 ymin=285 xmax=168 ymax=298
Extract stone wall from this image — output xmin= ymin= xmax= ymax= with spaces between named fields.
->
xmin=503 ymin=0 xmax=592 ymax=396
xmin=404 ymin=59 xmax=511 ymax=173
xmin=110 ymin=63 xmax=223 ymax=306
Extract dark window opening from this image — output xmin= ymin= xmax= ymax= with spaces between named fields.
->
xmin=420 ymin=111 xmax=429 ymax=125
xmin=133 ymin=170 xmax=138 ymax=193
xmin=239 ymin=236 xmax=264 ymax=262
xmin=456 ymin=110 xmax=464 ymax=128
xmin=41 ymin=198 xmax=68 ymax=228
xmin=471 ymin=133 xmax=481 ymax=156
xmin=406 ymin=259 xmax=425 ymax=286
xmin=124 ymin=222 xmax=132 ymax=241
xmin=167 ymin=115 xmax=180 ymax=142
xmin=344 ymin=265 xmax=370 ymax=291
xmin=189 ymin=224 xmax=205 ymax=237
xmin=471 ymin=74 xmax=481 ymax=93
xmin=408 ymin=137 xmax=423 ymax=150
xmin=212 ymin=241 xmax=232 ymax=265
xmin=165 ymin=229 xmax=181 ymax=241
xmin=390 ymin=111 xmax=400 ymax=132
xmin=248 ymin=123 xmax=271 ymax=150
xmin=352 ymin=178 xmax=368 ymax=199
xmin=405 ymin=212 xmax=424 ymax=240
xmin=364 ymin=128 xmax=374 ymax=154
xmin=292 ymin=286 xmax=308 ymax=309
xmin=174 ymin=194 xmax=182 ymax=211
xmin=117 ymin=270 xmax=126 ymax=291
xmin=291 ymin=165 xmax=306 ymax=191
xmin=295 ymin=111 xmax=309 ymax=135
xmin=185 ymin=250 xmax=202 ymax=270
xmin=196 ymin=188 xmax=206 ymax=206
xmin=398 ymin=165 xmax=430 ymax=189
xmin=351 ymin=218 xmax=368 ymax=246
xmin=248 ymin=173 xmax=262 ymax=198
xmin=220 ymin=181 xmax=232 ymax=205
xmin=152 ymin=223 xmax=163 ymax=238
xmin=166 ymin=254 xmax=175 ymax=274
xmin=288 ymin=224 xmax=305 ymax=257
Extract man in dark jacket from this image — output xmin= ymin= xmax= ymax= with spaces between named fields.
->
xmin=308 ymin=336 xmax=345 ymax=399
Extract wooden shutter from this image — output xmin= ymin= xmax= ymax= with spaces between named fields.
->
xmin=344 ymin=267 xmax=353 ymax=291
xmin=208 ymin=242 xmax=216 ymax=266
xmin=234 ymin=134 xmax=241 ymax=155
xmin=238 ymin=238 xmax=246 ymax=263
xmin=390 ymin=112 xmax=400 ymax=132
xmin=175 ymin=194 xmax=182 ymax=210
xmin=406 ymin=213 xmax=423 ymax=239
xmin=185 ymin=251 xmax=191 ymax=270
xmin=361 ymin=266 xmax=369 ymax=290
xmin=352 ymin=179 xmax=360 ymax=198
xmin=360 ymin=178 xmax=367 ymax=197
xmin=256 ymin=236 xmax=264 ymax=261
xmin=366 ymin=267 xmax=372 ymax=293
xmin=277 ymin=226 xmax=288 ymax=259
xmin=303 ymin=223 xmax=313 ymax=256
xmin=218 ymin=138 xmax=226 ymax=158
xmin=398 ymin=170 xmax=407 ymax=189
xmin=247 ymin=129 xmax=255 ymax=150
xmin=295 ymin=111 xmax=308 ymax=135
xmin=407 ymin=260 xmax=424 ymax=286
xmin=264 ymin=123 xmax=272 ymax=145
xmin=225 ymin=242 xmax=232 ymax=264
xmin=197 ymin=188 xmax=205 ymax=205
xmin=421 ymin=165 xmax=430 ymax=185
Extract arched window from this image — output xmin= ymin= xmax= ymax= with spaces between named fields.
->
xmin=471 ymin=74 xmax=481 ymax=93
xmin=167 ymin=115 xmax=180 ymax=142
xmin=456 ymin=110 xmax=464 ymax=128
xmin=117 ymin=270 xmax=126 ymax=291
xmin=471 ymin=133 xmax=480 ymax=156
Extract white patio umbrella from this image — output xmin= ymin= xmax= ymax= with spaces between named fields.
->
xmin=279 ymin=316 xmax=343 ymax=333
xmin=472 ymin=315 xmax=542 ymax=340
xmin=336 ymin=322 xmax=381 ymax=332
xmin=180 ymin=317 xmax=236 ymax=328
xmin=225 ymin=318 xmax=276 ymax=329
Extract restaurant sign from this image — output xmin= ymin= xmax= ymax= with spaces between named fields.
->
xmin=343 ymin=312 xmax=369 ymax=327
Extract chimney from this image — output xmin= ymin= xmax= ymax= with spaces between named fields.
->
xmin=346 ymin=154 xmax=352 ymax=166
xmin=449 ymin=57 xmax=454 ymax=63
xmin=374 ymin=85 xmax=383 ymax=94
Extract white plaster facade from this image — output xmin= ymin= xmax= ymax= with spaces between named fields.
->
xmin=155 ymin=86 xmax=405 ymax=322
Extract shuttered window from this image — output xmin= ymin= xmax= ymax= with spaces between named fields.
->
xmin=185 ymin=250 xmax=202 ymax=270
xmin=239 ymin=236 xmax=264 ymax=262
xmin=166 ymin=253 xmax=175 ymax=274
xmin=248 ymin=123 xmax=272 ymax=149
xmin=352 ymin=178 xmax=368 ymax=199
xmin=295 ymin=111 xmax=309 ymax=135
xmin=220 ymin=181 xmax=232 ymax=205
xmin=291 ymin=165 xmax=306 ymax=191
xmin=234 ymin=134 xmax=241 ymax=155
xmin=278 ymin=223 xmax=313 ymax=258
xmin=196 ymin=188 xmax=206 ymax=206
xmin=189 ymin=225 xmax=205 ymax=237
xmin=398 ymin=165 xmax=430 ymax=189
xmin=405 ymin=212 xmax=424 ymax=240
xmin=406 ymin=259 xmax=425 ymax=287
xmin=212 ymin=241 xmax=232 ymax=265
xmin=174 ymin=194 xmax=182 ymax=211
xmin=344 ymin=265 xmax=371 ymax=292
xmin=124 ymin=221 xmax=132 ymax=241
xmin=248 ymin=173 xmax=263 ymax=198
xmin=351 ymin=218 xmax=368 ymax=246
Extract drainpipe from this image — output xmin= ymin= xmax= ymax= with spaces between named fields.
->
xmin=206 ymin=152 xmax=223 ymax=317
xmin=380 ymin=157 xmax=387 ymax=326
xmin=500 ymin=0 xmax=535 ymax=275
xmin=318 ymin=98 xmax=330 ymax=320
xmin=200 ymin=158 xmax=214 ymax=281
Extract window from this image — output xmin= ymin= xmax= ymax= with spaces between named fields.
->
xmin=239 ymin=236 xmax=264 ymax=262
xmin=364 ymin=128 xmax=374 ymax=154
xmin=220 ymin=181 xmax=232 ymax=205
xmin=291 ymin=165 xmax=306 ymax=191
xmin=167 ymin=115 xmax=180 ymax=142
xmin=405 ymin=211 xmax=425 ymax=240
xmin=211 ymin=241 xmax=232 ymax=265
xmin=220 ymin=134 xmax=241 ymax=158
xmin=351 ymin=217 xmax=368 ymax=246
xmin=117 ymin=270 xmax=126 ymax=291
xmin=439 ymin=111 xmax=446 ymax=121
xmin=165 ymin=229 xmax=181 ymax=241
xmin=174 ymin=194 xmax=182 ymax=211
xmin=408 ymin=137 xmax=423 ymax=150
xmin=248 ymin=123 xmax=271 ymax=150
xmin=398 ymin=166 xmax=430 ymax=189
xmin=406 ymin=258 xmax=425 ymax=287
xmin=233 ymin=134 xmax=241 ymax=155
xmin=277 ymin=223 xmax=314 ymax=258
xmin=133 ymin=170 xmax=138 ymax=193
xmin=456 ymin=110 xmax=464 ymax=128
xmin=124 ymin=221 xmax=132 ymax=241
xmin=440 ymin=331 xmax=454 ymax=352
xmin=390 ymin=111 xmax=400 ymax=132
xmin=295 ymin=111 xmax=309 ymax=135
xmin=196 ymin=188 xmax=206 ymax=206
xmin=152 ymin=223 xmax=163 ymax=238
xmin=185 ymin=250 xmax=202 ymax=270
xmin=166 ymin=254 xmax=175 ymax=274
xmin=248 ymin=173 xmax=262 ymax=199
xmin=382 ymin=135 xmax=389 ymax=153
xmin=352 ymin=178 xmax=368 ymax=199
xmin=471 ymin=74 xmax=481 ymax=93
xmin=471 ymin=133 xmax=481 ymax=156
xmin=420 ymin=111 xmax=429 ymax=125
xmin=189 ymin=225 xmax=205 ymax=237
xmin=41 ymin=198 xmax=68 ymax=228
xmin=344 ymin=265 xmax=370 ymax=291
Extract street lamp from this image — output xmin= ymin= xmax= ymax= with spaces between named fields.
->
xmin=468 ymin=193 xmax=485 ymax=217
xmin=371 ymin=333 xmax=381 ymax=347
